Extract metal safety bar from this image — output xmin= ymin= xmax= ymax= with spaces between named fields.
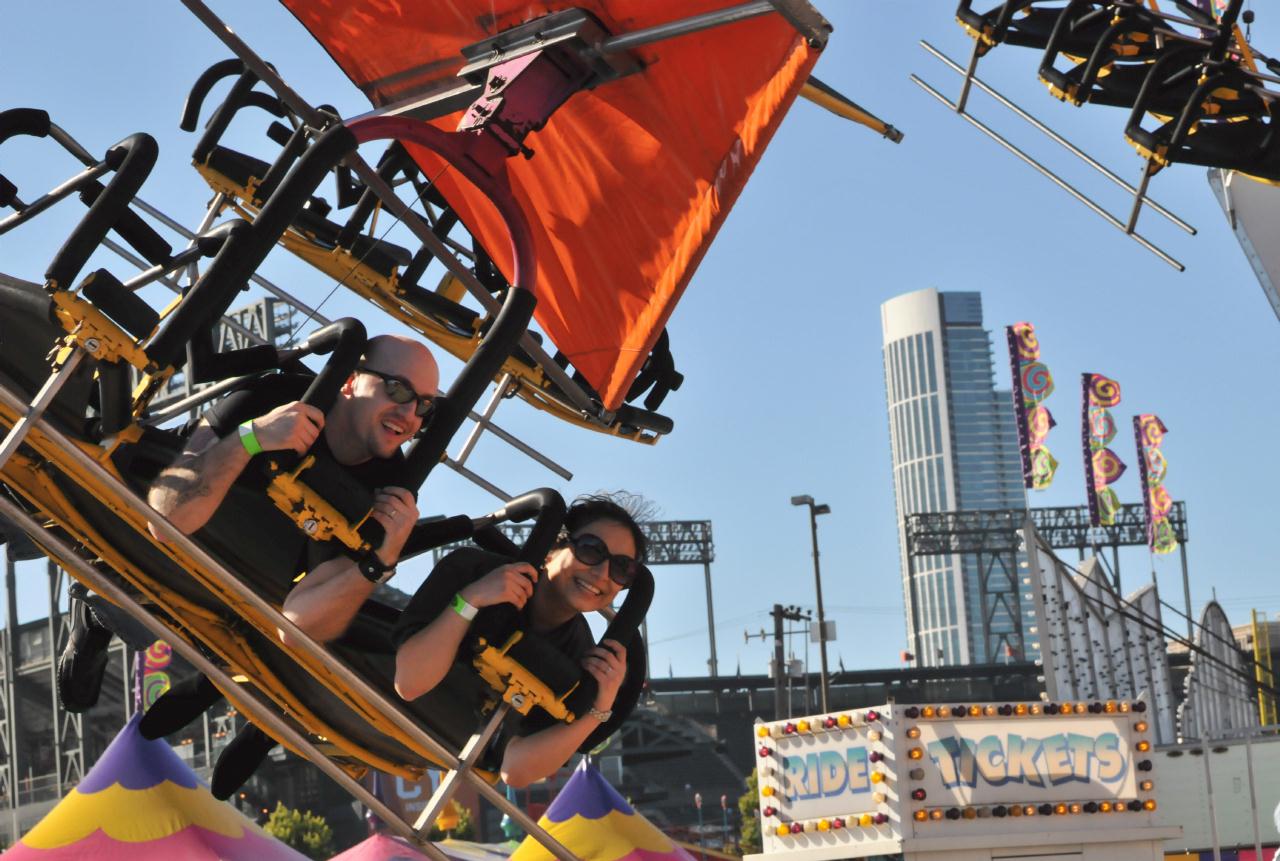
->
xmin=18 ymin=118 xmax=568 ymax=491
xmin=0 ymin=489 xmax=452 ymax=858
xmin=919 ymin=40 xmax=1195 ymax=237
xmin=414 ymin=702 xmax=511 ymax=833
xmin=36 ymin=121 xmax=335 ymax=328
xmin=909 ymin=74 xmax=1184 ymax=271
xmin=0 ymin=374 xmax=579 ymax=861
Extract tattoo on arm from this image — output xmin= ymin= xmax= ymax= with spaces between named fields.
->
xmin=146 ymin=423 xmax=247 ymax=530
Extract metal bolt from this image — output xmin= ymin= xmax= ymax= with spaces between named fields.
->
xmin=303 ymin=519 xmax=318 ymax=535
xmin=510 ymin=693 xmax=526 ymax=709
xmin=83 ymin=338 xmax=101 ymax=354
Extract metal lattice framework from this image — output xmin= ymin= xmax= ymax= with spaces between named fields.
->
xmin=904 ymin=502 xmax=1188 ymax=555
xmin=430 ymin=519 xmax=712 ymax=566
xmin=902 ymin=502 xmax=1189 ymax=665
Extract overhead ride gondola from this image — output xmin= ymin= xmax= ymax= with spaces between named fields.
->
xmin=914 ymin=0 xmax=1280 ymax=270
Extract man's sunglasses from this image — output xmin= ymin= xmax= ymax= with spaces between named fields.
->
xmin=566 ymin=532 xmax=644 ymax=588
xmin=357 ymin=366 xmax=437 ymax=418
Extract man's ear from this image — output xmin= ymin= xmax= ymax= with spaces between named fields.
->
xmin=339 ymin=373 xmax=357 ymax=396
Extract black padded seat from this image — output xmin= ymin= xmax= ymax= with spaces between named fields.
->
xmin=292 ymin=206 xmax=414 ymax=278
xmin=204 ymin=145 xmax=272 ymax=192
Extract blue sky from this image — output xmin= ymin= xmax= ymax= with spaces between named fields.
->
xmin=2 ymin=2 xmax=1277 ymax=679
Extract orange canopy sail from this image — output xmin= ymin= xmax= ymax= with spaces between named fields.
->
xmin=282 ymin=0 xmax=820 ymax=409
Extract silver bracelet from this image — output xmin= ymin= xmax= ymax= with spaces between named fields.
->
xmin=587 ymin=705 xmax=613 ymax=723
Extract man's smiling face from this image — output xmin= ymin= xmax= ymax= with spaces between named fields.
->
xmin=330 ymin=336 xmax=439 ymax=464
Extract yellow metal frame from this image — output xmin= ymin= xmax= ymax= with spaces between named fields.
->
xmin=193 ymin=160 xmax=662 ymax=444
xmin=0 ymin=394 xmax=497 ymax=782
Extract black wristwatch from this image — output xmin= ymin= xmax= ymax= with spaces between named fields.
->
xmin=356 ymin=552 xmax=396 ymax=584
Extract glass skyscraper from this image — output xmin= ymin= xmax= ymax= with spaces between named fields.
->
xmin=881 ymin=289 xmax=1027 ymax=666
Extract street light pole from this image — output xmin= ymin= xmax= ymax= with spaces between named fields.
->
xmin=790 ymin=495 xmax=831 ymax=713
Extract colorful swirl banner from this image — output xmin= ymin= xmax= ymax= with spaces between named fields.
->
xmin=1006 ymin=322 xmax=1058 ymax=490
xmin=142 ymin=640 xmax=172 ymax=710
xmin=1133 ymin=414 xmax=1178 ymax=554
xmin=1082 ymin=373 xmax=1127 ymax=526
xmin=1012 ymin=321 xmax=1040 ymax=361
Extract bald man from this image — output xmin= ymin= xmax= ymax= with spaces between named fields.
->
xmin=147 ymin=333 xmax=440 ymax=640
xmin=58 ymin=335 xmax=440 ymax=713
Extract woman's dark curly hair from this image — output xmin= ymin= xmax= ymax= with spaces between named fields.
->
xmin=561 ymin=492 xmax=649 ymax=562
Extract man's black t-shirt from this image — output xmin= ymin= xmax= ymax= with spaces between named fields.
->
xmin=192 ymin=373 xmax=409 ymax=603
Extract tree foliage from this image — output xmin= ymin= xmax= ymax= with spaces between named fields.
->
xmin=263 ymin=801 xmax=335 ymax=860
xmin=738 ymin=768 xmax=761 ymax=854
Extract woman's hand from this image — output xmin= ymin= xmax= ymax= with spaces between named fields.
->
xmin=459 ymin=562 xmax=538 ymax=610
xmin=582 ymin=639 xmax=626 ymax=711
xmin=370 ymin=487 xmax=417 ymax=567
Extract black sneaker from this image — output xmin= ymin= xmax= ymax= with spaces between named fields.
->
xmin=211 ymin=724 xmax=276 ymax=800
xmin=55 ymin=584 xmax=115 ymax=713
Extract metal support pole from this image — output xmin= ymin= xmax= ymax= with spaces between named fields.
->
xmin=45 ymin=563 xmax=62 ymax=797
xmin=1246 ymin=732 xmax=1262 ymax=861
xmin=1180 ymin=542 xmax=1194 ymax=640
xmin=412 ymin=703 xmax=510 ymax=835
xmin=806 ymin=507 xmax=830 ymax=713
xmin=1203 ymin=741 xmax=1222 ymax=861
xmin=4 ymin=552 xmax=19 ymax=839
xmin=0 ymin=351 xmax=86 ymax=473
xmin=702 ymin=561 xmax=718 ymax=677
xmin=906 ymin=552 xmax=923 ymax=665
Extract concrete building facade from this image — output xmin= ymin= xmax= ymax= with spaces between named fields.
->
xmin=881 ymin=288 xmax=1027 ymax=666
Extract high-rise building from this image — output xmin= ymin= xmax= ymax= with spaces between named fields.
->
xmin=880 ymin=288 xmax=1027 ymax=666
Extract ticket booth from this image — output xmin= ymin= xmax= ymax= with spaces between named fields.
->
xmin=745 ymin=701 xmax=1179 ymax=861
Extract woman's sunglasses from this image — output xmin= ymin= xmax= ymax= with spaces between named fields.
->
xmin=566 ymin=532 xmax=643 ymax=588
xmin=358 ymin=366 xmax=437 ymax=418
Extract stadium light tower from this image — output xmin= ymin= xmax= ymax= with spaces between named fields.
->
xmin=790 ymin=495 xmax=831 ymax=712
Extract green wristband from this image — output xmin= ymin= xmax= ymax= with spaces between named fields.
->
xmin=451 ymin=592 xmax=478 ymax=622
xmin=237 ymin=421 xmax=263 ymax=456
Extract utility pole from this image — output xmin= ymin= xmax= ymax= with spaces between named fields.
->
xmin=748 ymin=605 xmax=811 ymax=720
xmin=791 ymin=495 xmax=831 ymax=712
xmin=772 ymin=604 xmax=785 ymax=721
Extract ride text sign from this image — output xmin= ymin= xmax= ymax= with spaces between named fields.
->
xmin=769 ymin=730 xmax=881 ymax=820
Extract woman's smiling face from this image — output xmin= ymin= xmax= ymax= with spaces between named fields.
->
xmin=543 ymin=518 xmax=636 ymax=614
